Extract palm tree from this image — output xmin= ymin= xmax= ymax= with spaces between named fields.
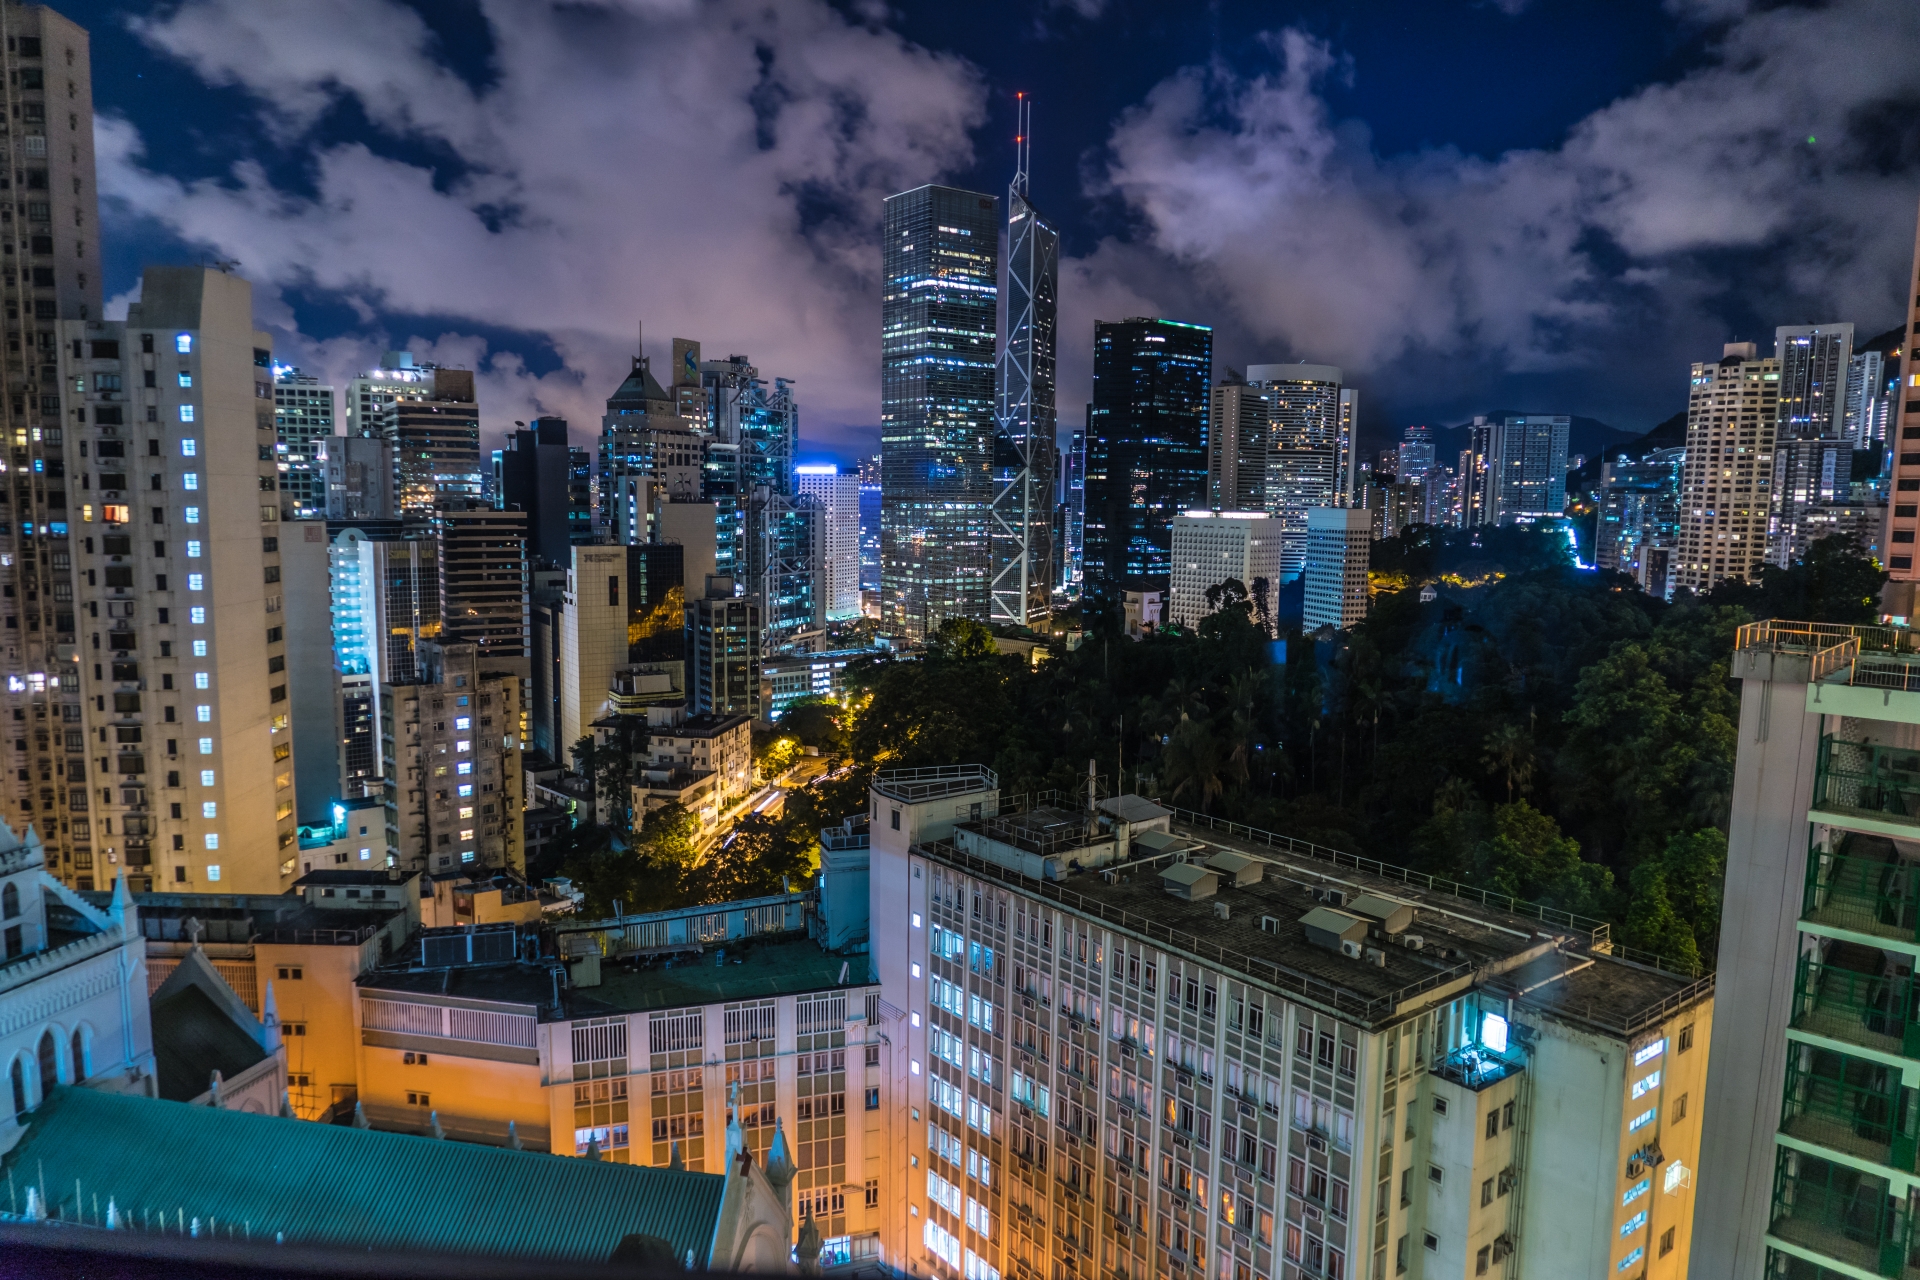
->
xmin=1481 ymin=724 xmax=1535 ymax=803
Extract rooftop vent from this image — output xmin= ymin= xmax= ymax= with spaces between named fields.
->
xmin=1347 ymin=893 xmax=1414 ymax=935
xmin=1313 ymin=887 xmax=1348 ymax=909
xmin=1160 ymin=863 xmax=1219 ymax=901
xmin=1205 ymin=851 xmax=1263 ymax=888
xmin=1299 ymin=907 xmax=1368 ymax=953
xmin=1212 ymin=900 xmax=1231 ymax=921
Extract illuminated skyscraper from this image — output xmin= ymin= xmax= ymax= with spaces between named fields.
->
xmin=796 ymin=466 xmax=862 ymax=622
xmin=1774 ymin=323 xmax=1854 ymax=440
xmin=1252 ymin=364 xmax=1344 ymax=577
xmin=880 ymin=185 xmax=999 ymax=640
xmin=1083 ymin=319 xmax=1212 ymax=592
xmin=272 ymin=367 xmax=334 ymax=518
xmin=990 ymin=97 xmax=1058 ymax=627
xmin=1674 ymin=344 xmax=1780 ymax=593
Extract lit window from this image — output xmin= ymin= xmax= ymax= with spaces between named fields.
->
xmin=194 ymin=673 xmax=209 ymax=689
xmin=183 ymin=473 xmax=198 ymax=491
xmin=459 ymin=829 xmax=475 ymax=840
xmin=179 ymin=406 xmax=195 ymax=423
xmin=187 ymin=574 xmax=204 ymax=591
xmin=181 ymin=439 xmax=197 ymax=457
xmin=184 ymin=508 xmax=200 ymax=524
xmin=457 ymin=762 xmax=472 ymax=775
xmin=204 ymin=834 xmax=219 ymax=850
xmin=454 ymin=717 xmax=470 ymax=730
xmin=1631 ymin=1071 xmax=1661 ymax=1100
xmin=175 ymin=334 xmax=193 ymax=353
xmin=192 ymin=640 xmax=207 ymax=657
xmin=198 ymin=738 xmax=213 ymax=754
xmin=202 ymin=802 xmax=217 ymax=818
xmin=190 ymin=608 xmax=206 ymax=624
xmin=455 ymin=740 xmax=470 ymax=752
xmin=1628 ymin=1107 xmax=1656 ymax=1132
xmin=458 ymin=807 xmax=474 ymax=819
xmin=196 ymin=706 xmax=211 ymax=722
xmin=206 ymin=864 xmax=220 ymax=880
xmin=457 ymin=784 xmax=473 ymax=797
xmin=460 ymin=851 xmax=475 ymax=863
xmin=912 ymin=963 xmax=922 ymax=978
xmin=1633 ymin=1039 xmax=1666 ymax=1067
xmin=177 ymin=372 xmax=193 ymax=388
xmin=186 ymin=540 xmax=201 ymax=557
xmin=200 ymin=770 xmax=215 ymax=786
xmin=359 ymin=848 xmax=371 ymax=860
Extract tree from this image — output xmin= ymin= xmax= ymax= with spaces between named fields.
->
xmin=1481 ymin=724 xmax=1534 ymax=803
xmin=1621 ymin=827 xmax=1726 ymax=972
xmin=1471 ymin=801 xmax=1613 ymax=919
xmin=1710 ymin=533 xmax=1887 ymax=622
xmin=682 ymin=812 xmax=815 ymax=904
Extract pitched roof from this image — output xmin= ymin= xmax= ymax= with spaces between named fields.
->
xmin=151 ymin=985 xmax=267 ymax=1102
xmin=7 ymin=1089 xmax=725 ymax=1264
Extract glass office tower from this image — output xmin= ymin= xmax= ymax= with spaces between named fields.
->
xmin=880 ymin=184 xmax=999 ymax=641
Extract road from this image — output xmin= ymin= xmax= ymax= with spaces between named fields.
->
xmin=695 ymin=754 xmax=837 ymax=852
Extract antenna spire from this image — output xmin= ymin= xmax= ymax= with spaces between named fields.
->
xmin=1011 ymin=92 xmax=1030 ymax=200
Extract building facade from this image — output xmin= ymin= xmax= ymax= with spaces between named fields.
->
xmin=1084 ymin=319 xmax=1212 ymax=594
xmin=880 ymin=185 xmax=999 ymax=641
xmin=991 ymin=161 xmax=1059 ymax=629
xmin=1208 ymin=376 xmax=1269 ymax=514
xmin=688 ymin=576 xmax=761 ymax=721
xmin=1674 ymin=345 xmax=1781 ymax=595
xmin=1774 ymin=324 xmax=1854 ymax=441
xmin=1302 ymin=507 xmax=1371 ymax=632
xmin=796 ymin=467 xmax=862 ymax=622
xmin=1596 ymin=448 xmax=1685 ymax=596
xmin=1168 ymin=511 xmax=1282 ymax=635
xmin=868 ymin=767 xmax=1713 ymax=1280
xmin=272 ymin=368 xmax=334 ymax=520
xmin=61 ymin=267 xmax=300 ymax=895
xmin=1693 ymin=622 xmax=1920 ymax=1277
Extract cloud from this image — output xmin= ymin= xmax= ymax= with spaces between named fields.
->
xmin=1071 ymin=0 xmax=1920 ymax=431
xmin=101 ymin=0 xmax=987 ymax=455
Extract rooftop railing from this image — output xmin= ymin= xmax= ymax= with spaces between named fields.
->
xmin=873 ymin=764 xmax=997 ymax=804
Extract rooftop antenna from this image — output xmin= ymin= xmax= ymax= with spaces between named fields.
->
xmin=1011 ymin=92 xmax=1030 ymax=200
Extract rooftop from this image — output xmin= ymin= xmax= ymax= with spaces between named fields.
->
xmin=360 ymin=934 xmax=866 ymax=1019
xmin=921 ymin=808 xmax=1707 ymax=1037
xmin=3 ymin=1088 xmax=724 ymax=1264
xmin=873 ymin=764 xmax=997 ymax=805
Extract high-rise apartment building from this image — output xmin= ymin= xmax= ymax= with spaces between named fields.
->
xmin=600 ymin=350 xmax=702 ymax=546
xmin=0 ymin=6 xmax=101 ymax=886
xmin=1693 ymin=622 xmax=1920 ymax=1276
xmin=796 ymin=466 xmax=862 ymax=622
xmin=328 ymin=527 xmax=439 ymax=799
xmin=687 ymin=575 xmax=760 ymax=720
xmin=880 ymin=185 xmax=999 ymax=640
xmin=322 ymin=435 xmax=396 ymax=521
xmin=1396 ymin=425 xmax=1435 ymax=485
xmin=1338 ymin=388 xmax=1361 ymax=505
xmin=343 ymin=351 xmax=430 ymax=439
xmin=1843 ymin=346 xmax=1892 ymax=449
xmin=1879 ymin=203 xmax=1920 ymax=598
xmin=389 ymin=367 xmax=481 ymax=516
xmin=1302 ymin=506 xmax=1371 ymax=631
xmin=558 ymin=544 xmax=629 ymax=755
xmin=868 ymin=766 xmax=1713 ymax=1280
xmin=1674 ymin=344 xmax=1780 ymax=594
xmin=1251 ymin=364 xmax=1344 ymax=577
xmin=1207 ymin=374 xmax=1269 ymax=512
xmin=1084 ymin=319 xmax=1212 ymax=593
xmin=1489 ymin=416 xmax=1571 ymax=523
xmin=61 ymin=266 xmax=298 ymax=895
xmin=1596 ymin=448 xmax=1685 ymax=596
xmin=271 ymin=368 xmax=334 ymax=519
xmin=1774 ymin=323 xmax=1854 ymax=440
xmin=1167 ymin=511 xmax=1281 ymax=633
xmin=1062 ymin=428 xmax=1085 ymax=592
xmin=379 ymin=639 xmax=523 ymax=877
xmin=433 ymin=504 xmax=528 ymax=675
xmin=991 ymin=121 xmax=1058 ymax=629
xmin=1768 ymin=437 xmax=1850 ymax=568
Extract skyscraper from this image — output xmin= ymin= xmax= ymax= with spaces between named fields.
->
xmin=0 ymin=6 xmax=100 ymax=886
xmin=599 ymin=348 xmax=701 ymax=545
xmin=1596 ymin=448 xmax=1685 ymax=597
xmin=1250 ymin=364 xmax=1344 ymax=577
xmin=687 ymin=575 xmax=761 ymax=720
xmin=880 ymin=185 xmax=999 ymax=640
xmin=388 ymin=366 xmax=481 ymax=516
xmin=796 ymin=465 xmax=862 ymax=622
xmin=495 ymin=416 xmax=577 ymax=569
xmin=1843 ymin=346 xmax=1892 ymax=449
xmin=433 ymin=505 xmax=529 ymax=675
xmin=272 ymin=367 xmax=334 ymax=519
xmin=1774 ymin=323 xmax=1854 ymax=440
xmin=1302 ymin=507 xmax=1372 ymax=630
xmin=63 ymin=267 xmax=298 ymax=894
xmin=1674 ymin=343 xmax=1780 ymax=594
xmin=1063 ymin=427 xmax=1085 ymax=591
xmin=1083 ymin=319 xmax=1212 ymax=592
xmin=1395 ymin=425 xmax=1435 ymax=484
xmin=1490 ymin=415 xmax=1572 ymax=522
xmin=1207 ymin=373 xmax=1268 ymax=511
xmin=1767 ymin=437 xmax=1850 ymax=568
xmin=990 ymin=100 xmax=1058 ymax=628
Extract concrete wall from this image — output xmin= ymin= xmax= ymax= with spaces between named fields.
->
xmin=559 ymin=546 xmax=627 ymax=755
xmin=283 ymin=520 xmax=339 ymax=825
xmin=1689 ymin=651 xmax=1822 ymax=1280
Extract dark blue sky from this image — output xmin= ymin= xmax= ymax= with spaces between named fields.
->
xmin=69 ymin=0 xmax=1920 ymax=460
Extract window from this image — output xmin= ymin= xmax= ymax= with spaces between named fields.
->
xmin=277 ymin=966 xmax=302 ymax=980
xmin=179 ymin=405 xmax=194 ymax=422
xmin=1424 ymin=1233 xmax=1438 ymax=1252
xmin=1431 ymin=1097 xmax=1448 ymax=1117
xmin=1659 ymin=1228 xmax=1675 ymax=1257
xmin=865 ymin=1087 xmax=880 ymax=1110
xmin=1481 ymin=1178 xmax=1493 ymax=1207
xmin=406 ymin=1091 xmax=430 ymax=1106
xmin=1476 ymin=1246 xmax=1490 ymax=1276
xmin=1674 ymin=1093 xmax=1688 ymax=1121
xmin=283 ymin=1023 xmax=305 ymax=1036
xmin=865 ymin=1179 xmax=879 ymax=1209
xmin=175 ymin=334 xmax=192 ymax=353
xmin=1486 ymin=1111 xmax=1499 ymax=1139
xmin=1427 ymin=1165 xmax=1442 ymax=1186
xmin=1678 ymin=1025 xmax=1694 ymax=1053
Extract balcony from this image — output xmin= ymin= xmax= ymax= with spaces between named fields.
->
xmin=1793 ymin=950 xmax=1920 ymax=1058
xmin=1814 ymin=738 xmax=1920 ymax=837
xmin=1804 ymin=840 xmax=1920 ymax=945
xmin=1769 ymin=1153 xmax=1918 ymax=1277
xmin=1780 ymin=1046 xmax=1908 ymax=1170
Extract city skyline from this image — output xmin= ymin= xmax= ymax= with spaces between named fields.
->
xmin=64 ymin=0 xmax=1920 ymax=462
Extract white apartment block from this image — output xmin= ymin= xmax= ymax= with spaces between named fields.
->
xmin=868 ymin=766 xmax=1713 ymax=1280
xmin=1674 ymin=344 xmax=1780 ymax=595
xmin=560 ymin=544 xmax=629 ymax=755
xmin=797 ymin=466 xmax=863 ymax=622
xmin=1169 ymin=512 xmax=1282 ymax=633
xmin=60 ymin=267 xmax=299 ymax=894
xmin=1303 ymin=508 xmax=1371 ymax=632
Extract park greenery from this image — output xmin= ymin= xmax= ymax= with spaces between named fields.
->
xmin=535 ymin=524 xmax=1886 ymax=976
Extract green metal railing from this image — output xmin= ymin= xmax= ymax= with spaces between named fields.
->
xmin=1793 ymin=954 xmax=1920 ymax=1058
xmin=1814 ymin=737 xmax=1920 ymax=831
xmin=1770 ymin=1153 xmax=1911 ymax=1277
xmin=1781 ymin=1047 xmax=1905 ymax=1167
xmin=1804 ymin=844 xmax=1920 ymax=944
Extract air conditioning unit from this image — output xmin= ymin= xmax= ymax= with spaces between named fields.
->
xmin=1401 ymin=935 xmax=1425 ymax=950
xmin=1260 ymin=916 xmax=1279 ymax=934
xmin=1364 ymin=947 xmax=1387 ymax=967
xmin=1213 ymin=901 xmax=1231 ymax=921
xmin=1304 ymin=1205 xmax=1322 ymax=1223
xmin=1307 ymin=1134 xmax=1328 ymax=1154
xmin=1340 ymin=939 xmax=1363 ymax=959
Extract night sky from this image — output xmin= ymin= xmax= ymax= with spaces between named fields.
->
xmin=65 ymin=0 xmax=1920 ymax=462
